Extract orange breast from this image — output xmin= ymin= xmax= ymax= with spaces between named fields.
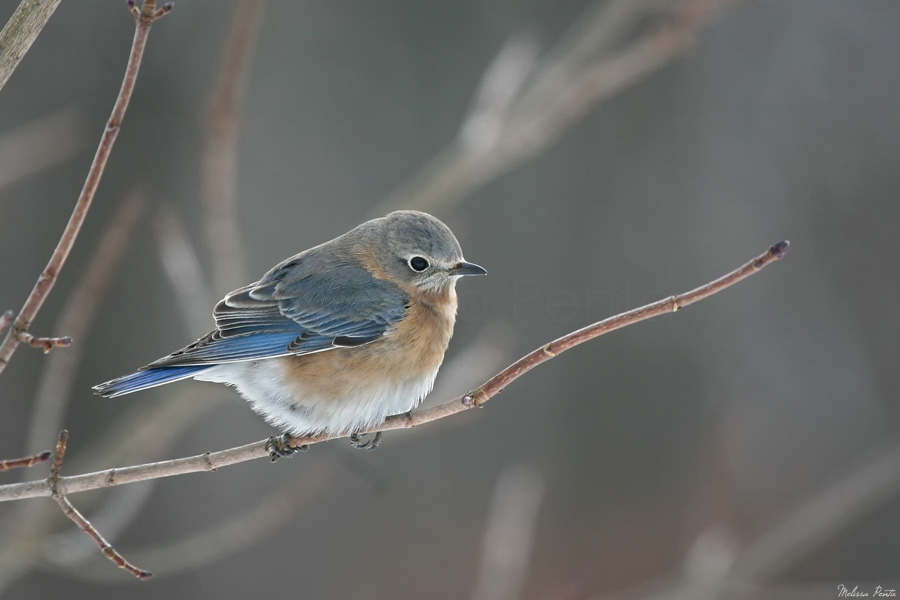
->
xmin=280 ymin=289 xmax=458 ymax=401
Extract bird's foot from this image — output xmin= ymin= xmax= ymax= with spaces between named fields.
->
xmin=265 ymin=433 xmax=308 ymax=462
xmin=349 ymin=431 xmax=382 ymax=451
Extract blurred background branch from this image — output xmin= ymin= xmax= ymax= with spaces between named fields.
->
xmin=582 ymin=438 xmax=900 ymax=600
xmin=203 ymin=0 xmax=267 ymax=294
xmin=0 ymin=106 xmax=87 ymax=191
xmin=375 ymin=0 xmax=748 ymax=216
xmin=470 ymin=464 xmax=545 ymax=600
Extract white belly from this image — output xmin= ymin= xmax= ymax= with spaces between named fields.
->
xmin=195 ymin=359 xmax=438 ymax=436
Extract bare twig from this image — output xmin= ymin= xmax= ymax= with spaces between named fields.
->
xmin=0 ymin=450 xmax=52 ymax=472
xmin=0 ymin=0 xmax=171 ymax=376
xmin=0 ymin=195 xmax=152 ymax=590
xmin=203 ymin=0 xmax=267 ymax=293
xmin=0 ymin=0 xmax=62 ymax=93
xmin=63 ymin=465 xmax=332 ymax=579
xmin=0 ymin=240 xmax=789 ymax=502
xmin=0 ymin=388 xmax=220 ymax=588
xmin=1 ymin=196 xmax=220 ymax=584
xmin=47 ymin=481 xmax=157 ymax=567
xmin=14 ymin=331 xmax=72 ymax=354
xmin=354 ymin=240 xmax=790 ymax=430
xmin=26 ymin=195 xmax=145 ymax=453
xmin=47 ymin=430 xmax=152 ymax=580
xmin=0 ymin=310 xmax=14 ymax=335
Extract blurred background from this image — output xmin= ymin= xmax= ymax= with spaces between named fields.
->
xmin=0 ymin=0 xmax=898 ymax=598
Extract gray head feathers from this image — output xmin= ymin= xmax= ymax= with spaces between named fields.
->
xmin=349 ymin=211 xmax=483 ymax=292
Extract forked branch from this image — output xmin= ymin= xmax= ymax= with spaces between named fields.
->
xmin=46 ymin=430 xmax=152 ymax=580
xmin=0 ymin=0 xmax=171 ymax=377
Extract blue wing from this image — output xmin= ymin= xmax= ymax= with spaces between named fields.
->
xmin=140 ymin=252 xmax=409 ymax=369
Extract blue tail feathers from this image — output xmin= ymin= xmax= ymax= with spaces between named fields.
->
xmin=93 ymin=365 xmax=212 ymax=398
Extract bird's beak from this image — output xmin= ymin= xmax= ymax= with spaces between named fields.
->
xmin=449 ymin=261 xmax=487 ymax=276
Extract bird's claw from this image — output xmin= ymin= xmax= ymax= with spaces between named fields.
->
xmin=266 ymin=433 xmax=308 ymax=461
xmin=349 ymin=431 xmax=382 ymax=451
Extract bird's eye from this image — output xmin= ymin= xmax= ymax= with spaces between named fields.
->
xmin=408 ymin=256 xmax=429 ymax=272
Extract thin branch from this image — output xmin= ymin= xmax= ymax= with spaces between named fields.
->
xmin=14 ymin=331 xmax=71 ymax=353
xmin=0 ymin=388 xmax=221 ymax=585
xmin=62 ymin=465 xmax=332 ymax=579
xmin=203 ymin=0 xmax=266 ymax=293
xmin=25 ymin=194 xmax=145 ymax=453
xmin=0 ymin=195 xmax=223 ymax=583
xmin=0 ymin=0 xmax=62 ymax=93
xmin=360 ymin=240 xmax=790 ymax=427
xmin=0 ymin=0 xmax=171 ymax=376
xmin=47 ymin=480 xmax=157 ymax=568
xmin=0 ymin=310 xmax=14 ymax=335
xmin=0 ymin=450 xmax=52 ymax=472
xmin=0 ymin=196 xmax=179 ymax=590
xmin=0 ymin=240 xmax=789 ymax=503
xmin=47 ymin=431 xmax=152 ymax=580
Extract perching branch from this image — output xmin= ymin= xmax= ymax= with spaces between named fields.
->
xmin=0 ymin=240 xmax=789 ymax=504
xmin=47 ymin=430 xmax=152 ymax=580
xmin=353 ymin=240 xmax=790 ymax=429
xmin=0 ymin=0 xmax=62 ymax=93
xmin=0 ymin=0 xmax=171 ymax=377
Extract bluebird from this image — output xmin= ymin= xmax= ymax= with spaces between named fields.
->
xmin=94 ymin=210 xmax=486 ymax=458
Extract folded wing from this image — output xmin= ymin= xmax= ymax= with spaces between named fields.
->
xmin=145 ymin=254 xmax=409 ymax=369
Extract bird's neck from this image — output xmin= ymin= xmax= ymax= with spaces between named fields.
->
xmin=415 ymin=281 xmax=457 ymax=314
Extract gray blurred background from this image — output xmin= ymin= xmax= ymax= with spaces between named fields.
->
xmin=0 ymin=0 xmax=898 ymax=598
